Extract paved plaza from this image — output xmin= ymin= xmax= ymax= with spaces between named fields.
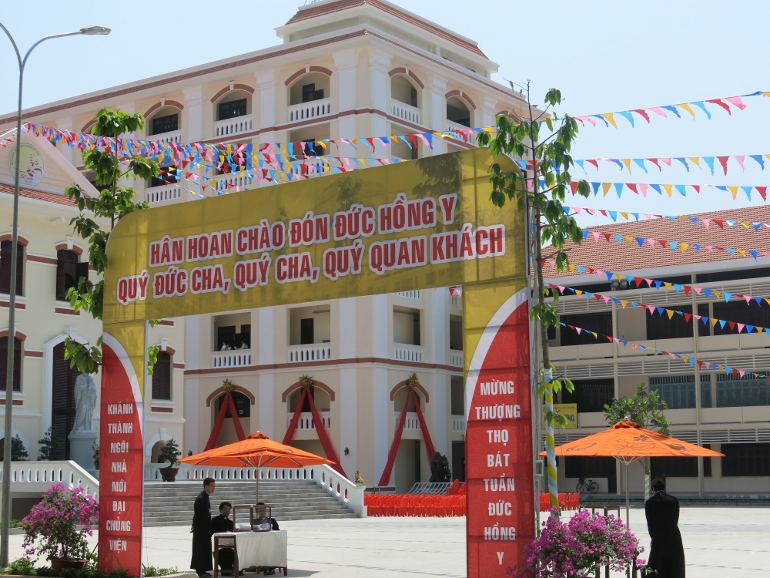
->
xmin=7 ymin=506 xmax=770 ymax=576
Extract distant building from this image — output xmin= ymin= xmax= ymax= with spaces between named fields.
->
xmin=547 ymin=205 xmax=770 ymax=495
xmin=1 ymin=0 xmax=528 ymax=490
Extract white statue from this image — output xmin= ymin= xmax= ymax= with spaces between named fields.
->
xmin=72 ymin=374 xmax=97 ymax=433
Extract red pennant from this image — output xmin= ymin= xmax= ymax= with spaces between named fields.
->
xmin=632 ymin=109 xmax=651 ymax=123
xmin=717 ymin=156 xmax=730 ymax=174
xmin=684 ymin=285 xmax=691 ymax=296
xmin=757 ymin=187 xmax=767 ymax=201
xmin=728 ymin=321 xmax=736 ymax=330
xmin=713 ymin=219 xmax=724 ymax=229
xmin=706 ymin=99 xmax=731 ymax=114
xmin=683 ymin=313 xmax=692 ymax=323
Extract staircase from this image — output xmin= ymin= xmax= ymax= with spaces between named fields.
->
xmin=143 ymin=480 xmax=359 ymax=527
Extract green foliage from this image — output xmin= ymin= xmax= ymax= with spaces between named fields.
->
xmin=92 ymin=441 xmax=100 ymax=471
xmin=37 ymin=427 xmax=61 ymax=461
xmin=142 ymin=566 xmax=179 ymax=577
xmin=11 ymin=435 xmax=28 ymax=461
xmin=604 ymin=383 xmax=671 ymax=435
xmin=478 ymin=83 xmax=589 ymax=431
xmin=34 ymin=567 xmax=128 ymax=578
xmin=6 ymin=557 xmax=36 ymax=575
xmin=147 ymin=345 xmax=159 ymax=375
xmin=62 ymin=108 xmax=159 ymax=375
xmin=158 ymin=438 xmax=181 ymax=467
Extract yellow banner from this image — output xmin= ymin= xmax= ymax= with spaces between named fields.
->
xmin=542 ymin=403 xmax=579 ymax=429
xmin=103 ymin=149 xmax=525 ymax=323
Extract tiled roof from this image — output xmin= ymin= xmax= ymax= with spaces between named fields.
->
xmin=0 ymin=183 xmax=78 ymax=207
xmin=553 ymin=205 xmax=770 ymax=276
xmin=286 ymin=0 xmax=487 ymax=58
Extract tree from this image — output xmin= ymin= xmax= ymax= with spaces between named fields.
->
xmin=10 ymin=435 xmax=27 ymax=461
xmin=37 ymin=427 xmax=60 ymax=461
xmin=604 ymin=382 xmax=671 ymax=497
xmin=477 ymin=82 xmax=590 ymax=510
xmin=63 ymin=108 xmax=160 ymax=374
xmin=158 ymin=438 xmax=181 ymax=467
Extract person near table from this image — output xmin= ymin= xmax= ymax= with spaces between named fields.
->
xmin=252 ymin=502 xmax=280 ymax=575
xmin=191 ymin=477 xmax=216 ymax=577
xmin=645 ymin=478 xmax=685 ymax=578
xmin=212 ymin=501 xmax=235 ymax=575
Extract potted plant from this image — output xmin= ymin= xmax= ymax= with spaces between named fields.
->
xmin=21 ymin=483 xmax=98 ymax=570
xmin=158 ymin=438 xmax=182 ymax=482
xmin=517 ymin=509 xmax=642 ymax=578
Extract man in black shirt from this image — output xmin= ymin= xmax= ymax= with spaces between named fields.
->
xmin=211 ymin=502 xmax=235 ymax=574
xmin=191 ymin=478 xmax=216 ymax=577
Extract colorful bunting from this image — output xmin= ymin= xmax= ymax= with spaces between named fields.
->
xmin=563 ymin=205 xmax=770 ymax=230
xmin=562 ymin=181 xmax=769 ymax=202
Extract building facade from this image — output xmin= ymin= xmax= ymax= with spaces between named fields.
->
xmin=547 ymin=205 xmax=770 ymax=495
xmin=0 ymin=0 xmax=528 ymax=491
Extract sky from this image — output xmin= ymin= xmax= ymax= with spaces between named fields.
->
xmin=1 ymin=0 xmax=769 ymax=227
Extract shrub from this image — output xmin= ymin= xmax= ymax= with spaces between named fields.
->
xmin=142 ymin=566 xmax=179 ymax=577
xmin=158 ymin=439 xmax=181 ymax=467
xmin=6 ymin=557 xmax=36 ymax=575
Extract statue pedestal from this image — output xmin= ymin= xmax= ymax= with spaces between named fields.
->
xmin=69 ymin=430 xmax=98 ymax=477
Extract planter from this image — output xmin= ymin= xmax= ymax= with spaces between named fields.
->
xmin=159 ymin=466 xmax=179 ymax=482
xmin=50 ymin=557 xmax=87 ymax=570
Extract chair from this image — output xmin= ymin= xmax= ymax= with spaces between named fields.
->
xmin=213 ymin=534 xmax=239 ymax=578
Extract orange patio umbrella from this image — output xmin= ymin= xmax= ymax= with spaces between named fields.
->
xmin=180 ymin=432 xmax=334 ymax=502
xmin=541 ymin=421 xmax=723 ymax=524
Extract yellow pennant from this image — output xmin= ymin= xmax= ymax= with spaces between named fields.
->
xmin=728 ymin=186 xmax=739 ymax=199
xmin=575 ymin=290 xmax=583 ymax=296
xmin=710 ymin=318 xmax=718 ymax=326
xmin=687 ymin=156 xmax=701 ymax=168
xmin=764 ymin=298 xmax=770 ymax=307
xmin=601 ymin=113 xmax=618 ymax=129
xmin=713 ymin=290 xmax=723 ymax=299
xmin=663 ymin=184 xmax=673 ymax=197
xmin=568 ymin=264 xmax=576 ymax=271
xmin=664 ymin=282 xmax=673 ymax=290
xmin=620 ymin=211 xmax=629 ymax=220
xmin=666 ymin=310 xmax=675 ymax=319
xmin=622 ymin=158 xmax=633 ymax=173
xmin=602 ymin=182 xmax=612 ymax=196
xmin=591 ymin=331 xmax=598 ymax=339
xmin=678 ymin=103 xmax=697 ymax=119
xmin=737 ymin=249 xmax=747 ymax=257
xmin=680 ymin=243 xmax=689 ymax=253
xmin=620 ymin=299 xmax=628 ymax=308
xmin=624 ymin=235 xmax=634 ymax=244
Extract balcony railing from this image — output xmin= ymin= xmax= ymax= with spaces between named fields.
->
xmin=395 ymin=291 xmax=422 ymax=299
xmin=214 ymin=114 xmax=253 ymax=138
xmin=288 ymin=98 xmax=331 ymax=122
xmin=447 ymin=120 xmax=472 ymax=136
xmin=213 ymin=173 xmax=254 ymax=192
xmin=146 ymin=183 xmax=182 ymax=205
xmin=149 ymin=130 xmax=181 ymax=145
xmin=393 ymin=343 xmax=423 ymax=363
xmin=212 ymin=350 xmax=252 ymax=368
xmin=292 ymin=411 xmax=332 ymax=430
xmin=391 ymin=101 xmax=420 ymax=125
xmin=451 ymin=418 xmax=466 ymax=433
xmin=395 ymin=411 xmax=420 ymax=430
xmin=288 ymin=343 xmax=332 ymax=363
xmin=449 ymin=349 xmax=463 ymax=368
xmin=449 ymin=293 xmax=461 ymax=308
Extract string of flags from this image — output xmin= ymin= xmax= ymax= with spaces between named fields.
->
xmin=578 ymin=228 xmax=770 ymax=261
xmin=570 ymin=91 xmax=768 ymax=128
xmin=543 ymin=260 xmax=770 ymax=306
xmin=563 ymin=206 xmax=770 ymax=230
xmin=524 ymin=154 xmax=770 ymax=175
xmin=561 ymin=180 xmax=769 ymax=201
xmin=548 ymin=283 xmax=770 ymax=336
xmin=557 ymin=321 xmax=766 ymax=379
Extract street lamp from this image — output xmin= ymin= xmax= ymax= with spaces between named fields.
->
xmin=0 ymin=22 xmax=111 ymax=566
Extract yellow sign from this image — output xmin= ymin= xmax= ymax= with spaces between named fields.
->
xmin=103 ymin=149 xmax=525 ymax=324
xmin=542 ymin=403 xmax=579 ymax=429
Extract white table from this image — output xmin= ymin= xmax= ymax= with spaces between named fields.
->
xmin=213 ymin=531 xmax=288 ymax=574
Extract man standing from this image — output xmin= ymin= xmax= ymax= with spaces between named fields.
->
xmin=644 ymin=478 xmax=685 ymax=578
xmin=211 ymin=501 xmax=235 ymax=575
xmin=191 ymin=478 xmax=216 ymax=577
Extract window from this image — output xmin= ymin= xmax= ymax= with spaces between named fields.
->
xmin=302 ymin=140 xmax=320 ymax=157
xmin=0 ymin=241 xmax=24 ymax=295
xmin=565 ymin=456 xmax=615 ymax=479
xmin=651 ymin=444 xmax=711 ymax=477
xmin=217 ymin=391 xmax=251 ymax=417
xmin=721 ymin=442 xmax=770 ymax=476
xmin=300 ymin=318 xmax=314 ymax=345
xmin=697 ymin=267 xmax=770 ymax=284
xmin=713 ymin=301 xmax=770 ymax=335
xmin=716 ymin=373 xmax=770 ymax=407
xmin=646 ymin=304 xmax=709 ymax=339
xmin=150 ymin=165 xmax=177 ymax=188
xmin=56 ymin=250 xmax=89 ymax=301
xmin=559 ymin=312 xmax=612 ymax=346
xmin=561 ymin=379 xmax=614 ymax=413
xmin=151 ymin=113 xmax=179 ymax=135
xmin=0 ymin=337 xmax=22 ymax=391
xmin=650 ymin=375 xmax=711 ymax=409
xmin=450 ymin=376 xmax=464 ymax=415
xmin=152 ymin=351 xmax=172 ymax=400
xmin=301 ymin=83 xmax=324 ymax=103
xmin=218 ymin=98 xmax=247 ymax=120
xmin=446 ymin=97 xmax=471 ymax=127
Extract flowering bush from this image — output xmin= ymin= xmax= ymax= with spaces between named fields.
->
xmin=517 ymin=509 xmax=642 ymax=578
xmin=21 ymin=484 xmax=99 ymax=561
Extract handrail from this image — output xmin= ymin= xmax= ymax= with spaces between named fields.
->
xmin=0 ymin=460 xmax=99 ymax=499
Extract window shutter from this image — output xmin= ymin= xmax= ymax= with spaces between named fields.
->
xmin=0 ymin=337 xmax=23 ymax=392
xmin=0 ymin=241 xmax=11 ymax=294
xmin=152 ymin=352 xmax=171 ymax=400
xmin=76 ymin=261 xmax=90 ymax=285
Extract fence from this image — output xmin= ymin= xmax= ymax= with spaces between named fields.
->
xmin=365 ymin=493 xmax=466 ymax=517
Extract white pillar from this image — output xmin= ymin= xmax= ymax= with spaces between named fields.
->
xmin=258 ymin=373 xmax=275 ymax=440
xmin=183 ymin=86 xmax=204 ymax=142
xmin=371 ymin=295 xmax=389 ymax=358
xmin=428 ymin=372 xmax=448 ymax=456
xmin=481 ymin=96 xmax=498 ymax=128
xmin=368 ymin=49 xmax=391 ymax=158
xmin=338 ymin=298 xmax=357 ymax=359
xmin=430 ymin=288 xmax=448 ymax=366
xmin=429 ymin=74 xmax=448 ymax=154
xmin=373 ymin=367 xmax=390 ymax=479
xmin=333 ymin=49 xmax=358 ymax=157
xmin=339 ymin=367 xmax=358 ymax=477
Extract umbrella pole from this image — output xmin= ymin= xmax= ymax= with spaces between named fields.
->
xmin=625 ymin=462 xmax=630 ymax=528
xmin=255 ymin=466 xmax=260 ymax=504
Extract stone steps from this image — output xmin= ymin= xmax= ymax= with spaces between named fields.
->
xmin=143 ymin=480 xmax=358 ymax=527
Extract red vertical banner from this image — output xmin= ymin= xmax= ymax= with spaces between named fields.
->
xmin=464 ymin=285 xmax=534 ymax=577
xmin=98 ymin=327 xmax=145 ymax=576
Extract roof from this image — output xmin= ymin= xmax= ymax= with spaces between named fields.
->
xmin=286 ymin=0 xmax=487 ymax=58
xmin=0 ymin=182 xmax=78 ymax=208
xmin=554 ymin=205 xmax=770 ymax=276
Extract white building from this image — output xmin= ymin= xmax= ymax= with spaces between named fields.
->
xmin=0 ymin=0 xmax=528 ymax=491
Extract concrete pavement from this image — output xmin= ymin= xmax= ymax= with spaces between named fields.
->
xmin=7 ymin=506 xmax=770 ymax=576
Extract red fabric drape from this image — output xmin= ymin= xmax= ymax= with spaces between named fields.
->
xmin=204 ymin=392 xmax=247 ymax=451
xmin=412 ymin=393 xmax=436 ymax=460
xmin=305 ymin=389 xmax=347 ymax=478
xmin=377 ymin=389 xmax=414 ymax=486
xmin=282 ymin=387 xmax=308 ymax=445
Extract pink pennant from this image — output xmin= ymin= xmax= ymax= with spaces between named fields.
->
xmin=660 ymin=158 xmax=672 ymax=167
xmin=702 ymin=219 xmax=710 ymax=229
xmin=650 ymin=107 xmax=668 ymax=118
xmin=736 ymin=156 xmax=746 ymax=171
xmin=640 ymin=183 xmax=649 ymax=197
xmin=725 ymin=96 xmax=747 ymax=110
xmin=603 ymin=295 xmax=611 ymax=304
xmin=593 ymin=231 xmax=601 ymax=242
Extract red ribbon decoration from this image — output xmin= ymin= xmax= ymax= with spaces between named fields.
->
xmin=378 ymin=389 xmax=414 ymax=486
xmin=204 ymin=391 xmax=247 ymax=450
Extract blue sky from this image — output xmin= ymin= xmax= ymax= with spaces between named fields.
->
xmin=1 ymin=0 xmax=768 ymax=224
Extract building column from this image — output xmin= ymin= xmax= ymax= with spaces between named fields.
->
xmin=256 ymin=69 xmax=277 ymax=145
xmin=428 ymin=372 xmax=448 ymax=458
xmin=430 ymin=288 xmax=448 ymax=366
xmin=333 ymin=49 xmax=358 ymax=158
xmin=481 ymin=96 xmax=499 ymax=128
xmin=182 ymin=86 xmax=206 ymax=197
xmin=428 ymin=74 xmax=448 ymax=154
xmin=371 ymin=295 xmax=389 ymax=359
xmin=373 ymin=367 xmax=390 ymax=480
xmin=257 ymin=307 xmax=276 ymax=438
xmin=339 ymin=367 xmax=358 ymax=477
xmin=368 ymin=49 xmax=391 ymax=158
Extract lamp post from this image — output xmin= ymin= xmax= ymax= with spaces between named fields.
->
xmin=0 ymin=22 xmax=110 ymax=566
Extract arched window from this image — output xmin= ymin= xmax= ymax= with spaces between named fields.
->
xmin=288 ymin=386 xmax=331 ymax=413
xmin=152 ymin=351 xmax=172 ymax=401
xmin=56 ymin=250 xmax=88 ymax=301
xmin=0 ymin=241 xmax=24 ymax=295
xmin=447 ymin=96 xmax=472 ymax=128
xmin=0 ymin=336 xmax=22 ymax=391
xmin=216 ymin=391 xmax=251 ymax=417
